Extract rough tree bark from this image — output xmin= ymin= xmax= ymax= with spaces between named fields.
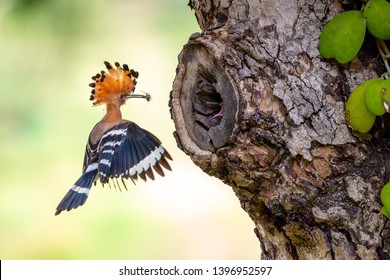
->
xmin=169 ymin=0 xmax=390 ymax=259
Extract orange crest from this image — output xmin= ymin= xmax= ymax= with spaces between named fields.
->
xmin=89 ymin=61 xmax=139 ymax=106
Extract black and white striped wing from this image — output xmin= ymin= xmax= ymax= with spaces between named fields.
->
xmin=82 ymin=136 xmax=99 ymax=173
xmin=97 ymin=121 xmax=172 ymax=183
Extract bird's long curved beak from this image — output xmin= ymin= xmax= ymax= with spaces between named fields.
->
xmin=126 ymin=91 xmax=151 ymax=102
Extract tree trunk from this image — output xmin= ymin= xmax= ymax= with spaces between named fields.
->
xmin=169 ymin=0 xmax=390 ymax=259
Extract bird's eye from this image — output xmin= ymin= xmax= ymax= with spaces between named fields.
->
xmin=119 ymin=95 xmax=124 ymax=99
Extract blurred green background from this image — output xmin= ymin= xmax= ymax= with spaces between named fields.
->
xmin=0 ymin=0 xmax=259 ymax=259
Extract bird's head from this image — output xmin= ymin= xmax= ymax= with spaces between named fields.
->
xmin=89 ymin=61 xmax=150 ymax=107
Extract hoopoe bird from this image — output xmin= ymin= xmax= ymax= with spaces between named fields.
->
xmin=55 ymin=61 xmax=172 ymax=215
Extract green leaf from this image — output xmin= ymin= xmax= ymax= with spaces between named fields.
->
xmin=365 ymin=79 xmax=387 ymax=116
xmin=383 ymin=79 xmax=390 ymax=112
xmin=381 ymin=182 xmax=390 ymax=219
xmin=364 ymin=0 xmax=390 ymax=40
xmin=345 ymin=79 xmax=377 ymax=133
xmin=319 ymin=10 xmax=366 ymax=64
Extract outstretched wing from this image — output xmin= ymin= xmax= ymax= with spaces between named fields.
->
xmin=97 ymin=121 xmax=172 ymax=184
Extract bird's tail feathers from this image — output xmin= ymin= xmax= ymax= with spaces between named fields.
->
xmin=55 ymin=164 xmax=98 ymax=215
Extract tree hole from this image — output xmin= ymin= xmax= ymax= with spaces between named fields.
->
xmin=193 ymin=73 xmax=224 ymax=129
xmin=178 ymin=43 xmax=238 ymax=151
